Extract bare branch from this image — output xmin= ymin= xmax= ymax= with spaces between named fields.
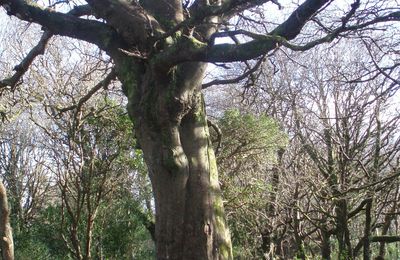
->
xmin=85 ymin=0 xmax=163 ymax=47
xmin=157 ymin=2 xmax=400 ymax=66
xmin=362 ymin=39 xmax=400 ymax=87
xmin=0 ymin=1 xmax=121 ymax=51
xmin=205 ymin=9 xmax=400 ymax=61
xmin=207 ymin=119 xmax=222 ymax=155
xmin=371 ymin=236 xmax=400 ymax=243
xmin=348 ymin=198 xmax=372 ymax=219
xmin=202 ymin=56 xmax=265 ymax=89
xmin=0 ymin=4 xmax=103 ymax=93
xmin=0 ymin=31 xmax=52 ymax=92
xmin=57 ymin=69 xmax=117 ymax=114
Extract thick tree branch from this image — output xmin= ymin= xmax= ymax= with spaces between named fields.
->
xmin=160 ymin=0 xmax=275 ymax=42
xmin=0 ymin=31 xmax=52 ymax=92
xmin=0 ymin=1 xmax=122 ymax=51
xmin=0 ymin=4 xmax=103 ymax=92
xmin=158 ymin=0 xmax=278 ymax=43
xmin=131 ymin=206 xmax=156 ymax=241
xmin=141 ymin=0 xmax=184 ymax=27
xmin=203 ymin=10 xmax=400 ymax=62
xmin=0 ymin=4 xmax=99 ymax=92
xmin=348 ymin=198 xmax=372 ymax=219
xmin=85 ymin=0 xmax=163 ymax=47
xmin=202 ymin=55 xmax=265 ymax=89
xmin=157 ymin=1 xmax=400 ymax=66
xmin=64 ymin=4 xmax=92 ymax=17
xmin=371 ymin=236 xmax=400 ymax=243
xmin=271 ymin=0 xmax=330 ymax=39
xmin=190 ymin=0 xmax=273 ymax=22
xmin=154 ymin=0 xmax=331 ymax=65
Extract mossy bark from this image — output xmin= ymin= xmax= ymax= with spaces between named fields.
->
xmin=116 ymin=56 xmax=232 ymax=259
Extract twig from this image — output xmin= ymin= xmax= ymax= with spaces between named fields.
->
xmin=0 ymin=31 xmax=52 ymax=92
xmin=207 ymin=119 xmax=222 ymax=155
xmin=202 ymin=56 xmax=265 ymax=89
xmin=57 ymin=69 xmax=117 ymax=114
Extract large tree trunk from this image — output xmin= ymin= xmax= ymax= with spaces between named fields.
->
xmin=118 ymin=58 xmax=232 ymax=259
xmin=0 ymin=181 xmax=13 ymax=260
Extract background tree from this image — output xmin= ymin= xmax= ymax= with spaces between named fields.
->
xmin=211 ymin=109 xmax=286 ymax=259
xmin=0 ymin=120 xmax=52 ymax=258
xmin=217 ymin=41 xmax=400 ymax=259
xmin=0 ymin=27 xmax=157 ymax=259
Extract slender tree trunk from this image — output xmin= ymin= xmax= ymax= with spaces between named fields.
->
xmin=0 ymin=181 xmax=13 ymax=260
xmin=336 ymin=199 xmax=352 ymax=260
xmin=261 ymin=231 xmax=273 ymax=259
xmin=363 ymin=198 xmax=372 ymax=260
xmin=321 ymin=229 xmax=331 ymax=260
xmin=84 ymin=214 xmax=95 ymax=260
xmin=71 ymin=225 xmax=83 ymax=260
xmin=120 ymin=59 xmax=232 ymax=259
xmin=378 ymin=199 xmax=397 ymax=258
xmin=293 ymin=185 xmax=305 ymax=260
xmin=261 ymin=149 xmax=284 ymax=259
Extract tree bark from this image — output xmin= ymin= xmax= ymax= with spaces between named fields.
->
xmin=363 ymin=198 xmax=373 ymax=260
xmin=119 ymin=58 xmax=232 ymax=259
xmin=0 ymin=181 xmax=13 ymax=260
xmin=293 ymin=185 xmax=305 ymax=260
xmin=321 ymin=228 xmax=331 ymax=260
xmin=261 ymin=149 xmax=284 ymax=259
xmin=378 ymin=206 xmax=395 ymax=258
xmin=336 ymin=199 xmax=353 ymax=260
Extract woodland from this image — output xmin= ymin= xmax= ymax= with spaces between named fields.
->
xmin=0 ymin=0 xmax=399 ymax=259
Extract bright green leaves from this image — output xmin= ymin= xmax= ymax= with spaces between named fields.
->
xmin=217 ymin=109 xmax=287 ymax=164
xmin=214 ymin=109 xmax=288 ymax=258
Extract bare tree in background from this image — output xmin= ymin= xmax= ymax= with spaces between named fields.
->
xmin=234 ymin=44 xmax=400 ymax=259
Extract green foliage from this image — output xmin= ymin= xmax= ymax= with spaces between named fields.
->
xmin=13 ymin=199 xmax=155 ymax=259
xmin=15 ymin=206 xmax=70 ymax=260
xmin=217 ymin=109 xmax=287 ymax=164
xmin=7 ymin=99 xmax=155 ymax=259
xmin=385 ymin=243 xmax=400 ymax=259
xmin=214 ymin=109 xmax=288 ymax=258
xmin=14 ymin=240 xmax=52 ymax=260
xmin=100 ymin=195 xmax=155 ymax=259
